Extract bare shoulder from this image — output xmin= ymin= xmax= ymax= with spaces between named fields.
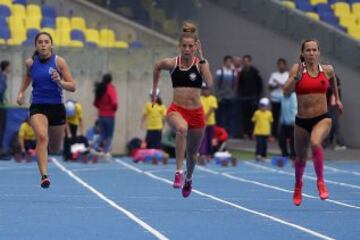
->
xmin=55 ymin=55 xmax=67 ymax=65
xmin=322 ymin=64 xmax=334 ymax=73
xmin=289 ymin=63 xmax=300 ymax=74
xmin=157 ymin=57 xmax=176 ymax=70
xmin=25 ymin=58 xmax=33 ymax=68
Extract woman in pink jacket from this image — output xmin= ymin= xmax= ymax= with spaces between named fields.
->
xmin=94 ymin=73 xmax=118 ymax=156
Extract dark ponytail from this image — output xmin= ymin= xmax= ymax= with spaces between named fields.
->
xmin=94 ymin=73 xmax=112 ymax=100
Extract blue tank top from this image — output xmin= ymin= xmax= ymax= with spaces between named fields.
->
xmin=31 ymin=54 xmax=63 ymax=104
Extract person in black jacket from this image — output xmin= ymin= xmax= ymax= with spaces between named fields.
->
xmin=237 ymin=55 xmax=263 ymax=139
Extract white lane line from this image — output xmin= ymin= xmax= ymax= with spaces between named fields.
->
xmin=324 ymin=166 xmax=360 ymax=176
xmin=52 ymin=158 xmax=169 ymax=240
xmin=197 ymin=166 xmax=360 ymax=210
xmin=115 ymin=159 xmax=335 ymax=240
xmin=244 ymin=161 xmax=360 ymax=190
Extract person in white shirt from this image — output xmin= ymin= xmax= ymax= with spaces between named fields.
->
xmin=268 ymin=58 xmax=289 ymax=139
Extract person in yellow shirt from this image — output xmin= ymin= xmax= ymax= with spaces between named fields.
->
xmin=199 ymin=84 xmax=218 ymax=162
xmin=140 ymin=89 xmax=166 ymax=149
xmin=64 ymin=100 xmax=85 ymax=161
xmin=18 ymin=117 xmax=36 ymax=157
xmin=252 ymin=97 xmax=273 ymax=161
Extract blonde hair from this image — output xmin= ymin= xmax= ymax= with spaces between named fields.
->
xmin=179 ymin=21 xmax=198 ymax=42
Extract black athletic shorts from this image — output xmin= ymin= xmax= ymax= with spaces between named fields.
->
xmin=29 ymin=104 xmax=66 ymax=126
xmin=295 ymin=112 xmax=331 ymax=134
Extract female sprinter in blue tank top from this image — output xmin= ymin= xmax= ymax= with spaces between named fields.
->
xmin=284 ymin=39 xmax=343 ymax=206
xmin=16 ymin=32 xmax=76 ymax=188
xmin=152 ymin=22 xmax=212 ymax=198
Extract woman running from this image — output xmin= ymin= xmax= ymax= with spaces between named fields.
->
xmin=284 ymin=39 xmax=343 ymax=206
xmin=152 ymin=22 xmax=212 ymax=198
xmin=17 ymin=32 xmax=76 ymax=188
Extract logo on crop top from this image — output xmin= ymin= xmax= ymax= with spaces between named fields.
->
xmin=189 ymin=73 xmax=197 ymax=81
xmin=48 ymin=67 xmax=55 ymax=75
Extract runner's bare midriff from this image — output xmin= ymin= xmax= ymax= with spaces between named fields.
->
xmin=297 ymin=93 xmax=328 ymax=118
xmin=173 ymin=87 xmax=201 ymax=108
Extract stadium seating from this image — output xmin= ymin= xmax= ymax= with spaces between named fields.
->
xmin=0 ymin=1 xmax=137 ymax=48
xmin=281 ymin=0 xmax=360 ymax=41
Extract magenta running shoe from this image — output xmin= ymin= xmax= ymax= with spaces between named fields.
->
xmin=173 ymin=172 xmax=183 ymax=188
xmin=182 ymin=179 xmax=192 ymax=198
xmin=40 ymin=175 xmax=50 ymax=189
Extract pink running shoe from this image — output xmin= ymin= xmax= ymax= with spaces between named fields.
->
xmin=173 ymin=172 xmax=183 ymax=188
xmin=40 ymin=175 xmax=50 ymax=189
xmin=182 ymin=179 xmax=192 ymax=198
xmin=317 ymin=181 xmax=329 ymax=200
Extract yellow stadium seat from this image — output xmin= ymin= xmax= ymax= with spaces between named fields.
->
xmin=70 ymin=17 xmax=86 ymax=31
xmin=25 ymin=17 xmax=41 ymax=30
xmin=163 ymin=19 xmax=178 ymax=36
xmin=85 ymin=28 xmax=100 ymax=45
xmin=68 ymin=40 xmax=84 ymax=47
xmin=348 ymin=27 xmax=360 ymax=40
xmin=26 ymin=4 xmax=42 ymax=18
xmin=8 ymin=28 xmax=26 ymax=45
xmin=150 ymin=8 xmax=166 ymax=23
xmin=282 ymin=1 xmax=296 ymax=9
xmin=310 ymin=0 xmax=327 ymax=5
xmin=333 ymin=2 xmax=351 ymax=17
xmin=99 ymin=28 xmax=115 ymax=47
xmin=339 ymin=15 xmax=358 ymax=28
xmin=0 ymin=0 xmax=11 ymax=8
xmin=8 ymin=16 xmax=25 ymax=30
xmin=113 ymin=41 xmax=129 ymax=49
xmin=56 ymin=17 xmax=71 ymax=30
xmin=56 ymin=28 xmax=71 ymax=46
xmin=353 ymin=3 xmax=360 ymax=16
xmin=11 ymin=4 xmax=26 ymax=19
xmin=0 ymin=38 xmax=5 ymax=45
xmin=306 ymin=12 xmax=320 ymax=21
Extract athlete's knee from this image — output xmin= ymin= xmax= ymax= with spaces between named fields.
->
xmin=36 ymin=132 xmax=48 ymax=145
xmin=176 ymin=125 xmax=188 ymax=137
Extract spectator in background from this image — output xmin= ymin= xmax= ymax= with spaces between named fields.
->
xmin=237 ymin=54 xmax=263 ymax=139
xmin=18 ymin=117 xmax=36 ymax=158
xmin=63 ymin=100 xmax=85 ymax=161
xmin=94 ymin=73 xmax=118 ymax=159
xmin=252 ymin=98 xmax=273 ymax=161
xmin=0 ymin=60 xmax=11 ymax=105
xmin=140 ymin=88 xmax=166 ymax=149
xmin=233 ymin=56 xmax=243 ymax=138
xmin=199 ymin=83 xmax=218 ymax=162
xmin=279 ymin=92 xmax=297 ymax=160
xmin=212 ymin=125 xmax=229 ymax=153
xmin=214 ymin=55 xmax=237 ymax=137
xmin=268 ymin=58 xmax=289 ymax=139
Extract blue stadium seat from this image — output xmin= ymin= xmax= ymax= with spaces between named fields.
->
xmin=0 ymin=17 xmax=6 ymax=26
xmin=42 ymin=5 xmax=56 ymax=19
xmin=296 ymin=2 xmax=314 ymax=12
xmin=129 ymin=40 xmax=143 ymax=48
xmin=71 ymin=29 xmax=85 ymax=42
xmin=85 ymin=41 xmax=98 ymax=48
xmin=315 ymin=3 xmax=332 ymax=14
xmin=13 ymin=0 xmax=27 ymax=5
xmin=320 ymin=13 xmax=339 ymax=25
xmin=41 ymin=17 xmax=55 ymax=28
xmin=0 ymin=27 xmax=10 ymax=40
xmin=22 ymin=28 xmax=39 ymax=45
xmin=348 ymin=0 xmax=360 ymax=3
xmin=327 ymin=0 xmax=346 ymax=4
xmin=0 ymin=4 xmax=11 ymax=17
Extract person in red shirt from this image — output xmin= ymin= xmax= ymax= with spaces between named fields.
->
xmin=284 ymin=39 xmax=343 ymax=206
xmin=94 ymin=73 xmax=118 ymax=158
xmin=212 ymin=125 xmax=229 ymax=153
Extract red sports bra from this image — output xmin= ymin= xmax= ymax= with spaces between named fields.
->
xmin=295 ymin=63 xmax=330 ymax=95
